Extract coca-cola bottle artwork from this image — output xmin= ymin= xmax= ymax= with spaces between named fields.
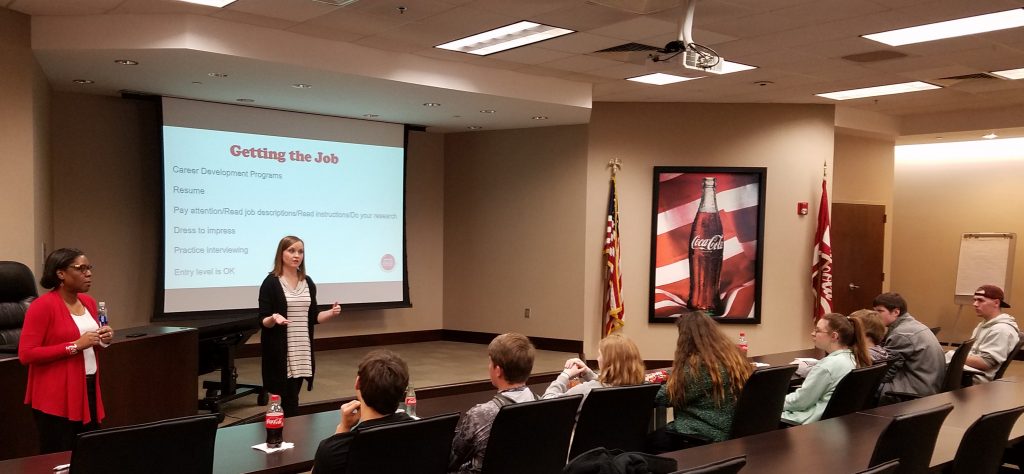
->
xmin=688 ymin=177 xmax=725 ymax=314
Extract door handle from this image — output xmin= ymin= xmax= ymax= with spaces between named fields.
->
xmin=849 ymin=283 xmax=860 ymax=290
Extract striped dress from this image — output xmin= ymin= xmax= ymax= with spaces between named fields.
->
xmin=281 ymin=277 xmax=313 ymax=379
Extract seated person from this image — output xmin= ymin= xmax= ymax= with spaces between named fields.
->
xmin=782 ymin=313 xmax=871 ymax=425
xmin=449 ymin=333 xmax=537 ymax=474
xmin=312 ymin=349 xmax=412 ymax=473
xmin=949 ymin=285 xmax=1021 ymax=384
xmin=849 ymin=309 xmax=894 ymax=364
xmin=646 ymin=312 xmax=752 ymax=452
xmin=872 ymin=292 xmax=945 ymax=399
xmin=542 ymin=333 xmax=644 ymax=402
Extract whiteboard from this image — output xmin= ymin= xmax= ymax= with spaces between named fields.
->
xmin=954 ymin=233 xmax=1015 ymax=304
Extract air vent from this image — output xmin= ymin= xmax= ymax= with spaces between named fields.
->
xmin=594 ymin=42 xmax=660 ymax=53
xmin=311 ymin=0 xmax=359 ymax=6
xmin=931 ymin=72 xmax=1000 ymax=87
xmin=592 ymin=42 xmax=660 ymax=63
xmin=841 ymin=50 xmax=908 ymax=63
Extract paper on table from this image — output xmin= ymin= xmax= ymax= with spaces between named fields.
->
xmin=252 ymin=442 xmax=295 ymax=453
xmin=752 ymin=362 xmax=770 ymax=368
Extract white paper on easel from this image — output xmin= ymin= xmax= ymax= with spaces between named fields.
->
xmin=954 ymin=233 xmax=1015 ymax=305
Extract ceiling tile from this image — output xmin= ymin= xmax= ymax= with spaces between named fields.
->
xmin=487 ymin=46 xmax=576 ymax=65
xmin=285 ymin=22 xmax=365 ymax=43
xmin=347 ymin=0 xmax=457 ymax=22
xmin=227 ymin=0 xmax=340 ymax=23
xmin=211 ymin=10 xmax=298 ymax=30
xmin=111 ymin=0 xmax=217 ymax=15
xmin=9 ymin=0 xmax=122 ymax=15
xmin=535 ymin=32 xmax=627 ymax=54
xmin=588 ymin=15 xmax=677 ymax=41
xmin=537 ymin=52 xmax=626 ymax=73
xmin=530 ymin=2 xmax=639 ymax=31
xmin=303 ymin=9 xmax=412 ymax=37
xmin=468 ymin=0 xmax=580 ymax=19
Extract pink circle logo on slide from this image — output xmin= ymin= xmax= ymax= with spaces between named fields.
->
xmin=380 ymin=254 xmax=395 ymax=271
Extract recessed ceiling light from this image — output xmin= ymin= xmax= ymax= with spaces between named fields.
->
xmin=815 ymin=81 xmax=940 ymax=100
xmin=114 ymin=59 xmax=138 ymax=65
xmin=208 ymin=72 xmax=229 ymax=78
xmin=177 ymin=0 xmax=238 ymax=7
xmin=532 ymin=116 xmax=549 ymax=120
xmin=236 ymin=98 xmax=255 ymax=103
xmin=436 ymin=21 xmax=575 ymax=56
xmin=363 ymin=114 xmax=379 ymax=118
xmin=626 ymin=73 xmax=700 ymax=85
xmin=862 ymin=9 xmax=1024 ymax=46
xmin=72 ymin=79 xmax=94 ymax=85
xmin=292 ymin=83 xmax=312 ymax=89
xmin=467 ymin=126 xmax=483 ymax=130
xmin=480 ymin=109 xmax=495 ymax=114
xmin=423 ymin=102 xmax=441 ymax=107
xmin=983 ymin=133 xmax=999 ymax=139
xmin=991 ymin=67 xmax=1024 ymax=80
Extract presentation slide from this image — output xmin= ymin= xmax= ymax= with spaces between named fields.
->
xmin=161 ymin=98 xmax=407 ymax=314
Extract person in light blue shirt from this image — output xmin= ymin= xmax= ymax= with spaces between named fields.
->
xmin=782 ymin=313 xmax=872 ymax=424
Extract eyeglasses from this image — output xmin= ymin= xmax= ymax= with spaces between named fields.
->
xmin=67 ymin=264 xmax=94 ymax=272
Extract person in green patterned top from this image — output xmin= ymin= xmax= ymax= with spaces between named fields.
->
xmin=646 ymin=312 xmax=753 ymax=453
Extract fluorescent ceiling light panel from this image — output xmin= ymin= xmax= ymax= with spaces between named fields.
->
xmin=709 ymin=60 xmax=757 ymax=75
xmin=862 ymin=8 xmax=1024 ymax=46
xmin=177 ymin=0 xmax=236 ymax=6
xmin=816 ymin=81 xmax=940 ymax=100
xmin=436 ymin=21 xmax=574 ymax=55
xmin=627 ymin=73 xmax=700 ymax=85
xmin=991 ymin=67 xmax=1024 ymax=80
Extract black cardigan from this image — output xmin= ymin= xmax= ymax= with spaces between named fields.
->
xmin=258 ymin=273 xmax=319 ymax=394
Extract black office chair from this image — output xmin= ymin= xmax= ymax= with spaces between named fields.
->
xmin=670 ymin=455 xmax=747 ymax=474
xmin=345 ymin=412 xmax=459 ymax=474
xmin=820 ymin=363 xmax=888 ymax=420
xmin=868 ymin=403 xmax=953 ymax=474
xmin=993 ymin=338 xmax=1024 ymax=381
xmin=70 ymin=414 xmax=218 ymax=474
xmin=945 ymin=405 xmax=1024 ymax=474
xmin=887 ymin=339 xmax=975 ymax=402
xmin=0 ymin=261 xmax=37 ymax=354
xmin=480 ymin=394 xmax=582 ymax=474
xmin=730 ymin=365 xmax=798 ymax=438
xmin=569 ymin=383 xmax=662 ymax=460
xmin=856 ymin=460 xmax=900 ymax=474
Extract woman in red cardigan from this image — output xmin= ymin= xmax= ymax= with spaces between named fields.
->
xmin=18 ymin=248 xmax=114 ymax=454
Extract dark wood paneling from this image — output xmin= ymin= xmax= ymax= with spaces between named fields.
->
xmin=442 ymin=329 xmax=583 ymax=355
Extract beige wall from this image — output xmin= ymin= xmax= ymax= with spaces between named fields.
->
xmin=833 ymin=132 xmax=895 ymax=292
xmin=892 ymin=143 xmax=1024 ymax=341
xmin=0 ymin=8 xmax=51 ymax=273
xmin=48 ymin=91 xmax=446 ymax=334
xmin=443 ymin=126 xmax=589 ymax=340
xmin=584 ymin=102 xmax=837 ymax=359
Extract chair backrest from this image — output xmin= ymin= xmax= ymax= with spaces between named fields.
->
xmin=480 ymin=394 xmax=582 ymax=474
xmin=993 ymin=338 xmax=1024 ymax=380
xmin=941 ymin=338 xmax=975 ymax=392
xmin=821 ymin=363 xmax=888 ymax=420
xmin=671 ymin=455 xmax=747 ymax=474
xmin=868 ymin=403 xmax=953 ymax=474
xmin=70 ymin=414 xmax=218 ymax=474
xmin=855 ymin=459 xmax=900 ymax=474
xmin=345 ymin=412 xmax=459 ymax=474
xmin=948 ymin=405 xmax=1024 ymax=474
xmin=569 ymin=383 xmax=662 ymax=460
xmin=0 ymin=261 xmax=38 ymax=353
xmin=730 ymin=364 xmax=798 ymax=439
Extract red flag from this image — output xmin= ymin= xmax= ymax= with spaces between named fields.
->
xmin=604 ymin=177 xmax=624 ymax=336
xmin=811 ymin=179 xmax=833 ymax=321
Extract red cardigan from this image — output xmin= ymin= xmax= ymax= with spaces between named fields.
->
xmin=18 ymin=290 xmax=105 ymax=424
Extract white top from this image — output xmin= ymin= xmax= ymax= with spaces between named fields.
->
xmin=71 ymin=308 xmax=99 ymax=375
xmin=281 ymin=278 xmax=313 ymax=379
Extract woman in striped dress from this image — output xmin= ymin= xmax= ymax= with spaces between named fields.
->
xmin=259 ymin=235 xmax=341 ymax=416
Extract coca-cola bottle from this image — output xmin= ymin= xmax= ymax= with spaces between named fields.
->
xmin=688 ymin=177 xmax=724 ymax=313
xmin=265 ymin=394 xmax=284 ymax=448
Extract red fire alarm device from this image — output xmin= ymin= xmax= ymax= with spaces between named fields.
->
xmin=797 ymin=202 xmax=809 ymax=215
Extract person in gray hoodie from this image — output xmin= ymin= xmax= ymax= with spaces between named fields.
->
xmin=953 ymin=285 xmax=1021 ymax=384
xmin=873 ymin=292 xmax=945 ymax=402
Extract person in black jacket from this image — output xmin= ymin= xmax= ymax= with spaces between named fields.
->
xmin=258 ymin=235 xmax=341 ymax=416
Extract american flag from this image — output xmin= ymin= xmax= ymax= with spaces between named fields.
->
xmin=604 ymin=176 xmax=624 ymax=336
xmin=652 ymin=172 xmax=761 ymax=320
xmin=811 ymin=179 xmax=833 ymax=321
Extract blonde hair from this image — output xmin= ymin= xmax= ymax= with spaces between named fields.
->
xmin=849 ymin=309 xmax=886 ymax=345
xmin=597 ymin=334 xmax=645 ymax=386
xmin=271 ymin=235 xmax=306 ymax=280
xmin=667 ymin=312 xmax=752 ymax=406
xmin=822 ymin=313 xmax=872 ymax=368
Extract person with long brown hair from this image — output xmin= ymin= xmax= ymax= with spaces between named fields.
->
xmin=647 ymin=312 xmax=753 ymax=452
xmin=542 ymin=333 xmax=645 ymax=401
xmin=259 ymin=235 xmax=342 ymax=416
xmin=782 ymin=313 xmax=871 ymax=424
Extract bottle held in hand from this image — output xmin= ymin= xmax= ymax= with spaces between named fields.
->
xmin=98 ymin=301 xmax=108 ymax=326
xmin=265 ymin=394 xmax=284 ymax=448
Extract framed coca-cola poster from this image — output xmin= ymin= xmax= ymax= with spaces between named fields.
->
xmin=649 ymin=167 xmax=766 ymax=324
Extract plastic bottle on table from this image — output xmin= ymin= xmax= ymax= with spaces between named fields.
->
xmin=265 ymin=394 xmax=284 ymax=448
xmin=738 ymin=332 xmax=749 ymax=355
xmin=404 ymin=386 xmax=417 ymax=417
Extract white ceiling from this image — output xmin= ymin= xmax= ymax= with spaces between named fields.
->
xmin=7 ymin=0 xmax=1024 ymax=134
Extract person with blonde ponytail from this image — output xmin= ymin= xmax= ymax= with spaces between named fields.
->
xmin=543 ymin=333 xmax=645 ymax=402
xmin=646 ymin=312 xmax=753 ymax=452
xmin=782 ymin=313 xmax=871 ymax=424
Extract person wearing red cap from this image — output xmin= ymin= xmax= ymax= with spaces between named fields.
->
xmin=952 ymin=285 xmax=1021 ymax=384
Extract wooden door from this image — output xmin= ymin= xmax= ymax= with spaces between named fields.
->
xmin=831 ymin=203 xmax=885 ymax=314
